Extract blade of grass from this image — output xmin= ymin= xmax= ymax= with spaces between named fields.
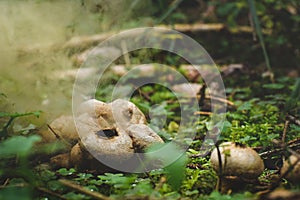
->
xmin=248 ymin=0 xmax=273 ymax=80
xmin=155 ymin=0 xmax=184 ymax=24
xmin=285 ymin=78 xmax=300 ymax=113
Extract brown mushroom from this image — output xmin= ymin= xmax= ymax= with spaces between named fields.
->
xmin=281 ymin=154 xmax=300 ymax=184
xmin=210 ymin=142 xmax=265 ymax=193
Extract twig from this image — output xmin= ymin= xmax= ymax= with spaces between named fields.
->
xmin=215 ymin=144 xmax=223 ymax=193
xmin=37 ymin=187 xmax=68 ymax=200
xmin=272 ymin=139 xmax=300 ymax=160
xmin=282 ymin=120 xmax=290 ymax=143
xmin=287 ymin=114 xmax=300 ymax=126
xmin=287 ymin=138 xmax=300 ymax=146
xmin=259 ymin=138 xmax=300 ymax=159
xmin=19 ymin=23 xmax=272 ymax=56
xmin=2 ymin=178 xmax=9 ymax=187
xmin=0 ymin=116 xmax=15 ymax=139
xmin=65 ymin=23 xmax=271 ymax=51
xmin=0 ymin=183 xmax=67 ymax=200
xmin=47 ymin=124 xmax=72 ymax=148
xmin=194 ymin=111 xmax=212 ymax=116
xmin=269 ymin=141 xmax=300 ymax=196
xmin=137 ymin=88 xmax=151 ymax=102
xmin=198 ymin=84 xmax=206 ymax=106
xmin=154 ymin=176 xmax=167 ymax=191
xmin=47 ymin=124 xmax=61 ymax=139
xmin=59 ymin=179 xmax=112 ymax=200
xmin=157 ymin=23 xmax=271 ymax=34
xmin=266 ymin=140 xmax=300 ymax=192
xmin=0 ymin=183 xmax=27 ymax=189
xmin=204 ymin=95 xmax=235 ymax=106
xmin=280 ymin=156 xmax=300 ymax=181
xmin=121 ymin=40 xmax=131 ymax=67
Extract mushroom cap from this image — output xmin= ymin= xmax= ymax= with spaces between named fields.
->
xmin=76 ymin=99 xmax=147 ymax=129
xmin=48 ymin=115 xmax=78 ymax=145
xmin=281 ymin=154 xmax=300 ymax=183
xmin=76 ymin=112 xmax=134 ymax=162
xmin=126 ymin=124 xmax=164 ymax=150
xmin=109 ymin=99 xmax=147 ymax=128
xmin=210 ymin=142 xmax=265 ymax=179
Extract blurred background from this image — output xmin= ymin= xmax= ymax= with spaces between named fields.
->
xmin=0 ymin=0 xmax=299 ymax=118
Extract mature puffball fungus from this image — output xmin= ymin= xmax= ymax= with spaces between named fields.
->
xmin=281 ymin=154 xmax=300 ymax=183
xmin=210 ymin=142 xmax=265 ymax=193
xmin=45 ymin=115 xmax=78 ymax=146
xmin=43 ymin=99 xmax=163 ymax=171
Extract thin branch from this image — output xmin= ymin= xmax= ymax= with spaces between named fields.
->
xmin=59 ymin=179 xmax=112 ymax=200
xmin=194 ymin=111 xmax=212 ymax=116
xmin=121 ymin=40 xmax=131 ymax=67
xmin=215 ymin=144 xmax=223 ymax=193
xmin=37 ymin=187 xmax=68 ymax=200
xmin=281 ymin=120 xmax=290 ymax=143
xmin=19 ymin=22 xmax=272 ymax=56
xmin=47 ymin=124 xmax=72 ymax=148
xmin=259 ymin=138 xmax=300 ymax=159
xmin=47 ymin=124 xmax=61 ymax=139
xmin=2 ymin=178 xmax=9 ymax=187
xmin=65 ymin=23 xmax=271 ymax=51
xmin=267 ymin=140 xmax=300 ymax=192
xmin=287 ymin=114 xmax=300 ymax=126
xmin=206 ymin=95 xmax=235 ymax=106
xmin=0 ymin=183 xmax=68 ymax=200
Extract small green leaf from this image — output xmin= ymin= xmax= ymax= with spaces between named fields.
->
xmin=146 ymin=143 xmax=187 ymax=191
xmin=263 ymin=83 xmax=285 ymax=89
xmin=237 ymin=101 xmax=252 ymax=111
xmin=0 ymin=135 xmax=41 ymax=158
xmin=57 ymin=168 xmax=76 ymax=176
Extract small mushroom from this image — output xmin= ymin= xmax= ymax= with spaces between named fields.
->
xmin=210 ymin=142 xmax=264 ymax=193
xmin=281 ymin=154 xmax=300 ymax=184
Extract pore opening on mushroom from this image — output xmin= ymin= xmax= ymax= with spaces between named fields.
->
xmin=96 ymin=129 xmax=118 ymax=139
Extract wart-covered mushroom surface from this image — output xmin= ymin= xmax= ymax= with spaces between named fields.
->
xmin=44 ymin=99 xmax=163 ymax=172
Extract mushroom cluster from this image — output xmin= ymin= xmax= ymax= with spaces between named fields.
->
xmin=210 ymin=142 xmax=265 ymax=193
xmin=43 ymin=99 xmax=164 ymax=172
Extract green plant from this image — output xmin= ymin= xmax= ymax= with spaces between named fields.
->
xmin=0 ymin=111 xmax=41 ymax=139
xmin=248 ymin=0 xmax=272 ymax=78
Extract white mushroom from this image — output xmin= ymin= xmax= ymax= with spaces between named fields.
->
xmin=109 ymin=99 xmax=147 ymax=128
xmin=47 ymin=115 xmax=78 ymax=145
xmin=210 ymin=142 xmax=265 ymax=192
xmin=46 ymin=99 xmax=163 ymax=171
xmin=126 ymin=124 xmax=164 ymax=150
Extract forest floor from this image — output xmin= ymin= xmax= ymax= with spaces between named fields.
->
xmin=0 ymin=1 xmax=299 ymax=200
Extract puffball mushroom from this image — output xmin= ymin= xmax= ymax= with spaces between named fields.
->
xmin=45 ymin=115 xmax=78 ymax=145
xmin=281 ymin=154 xmax=300 ymax=184
xmin=44 ymin=98 xmax=163 ymax=171
xmin=126 ymin=124 xmax=164 ymax=150
xmin=210 ymin=142 xmax=265 ymax=193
